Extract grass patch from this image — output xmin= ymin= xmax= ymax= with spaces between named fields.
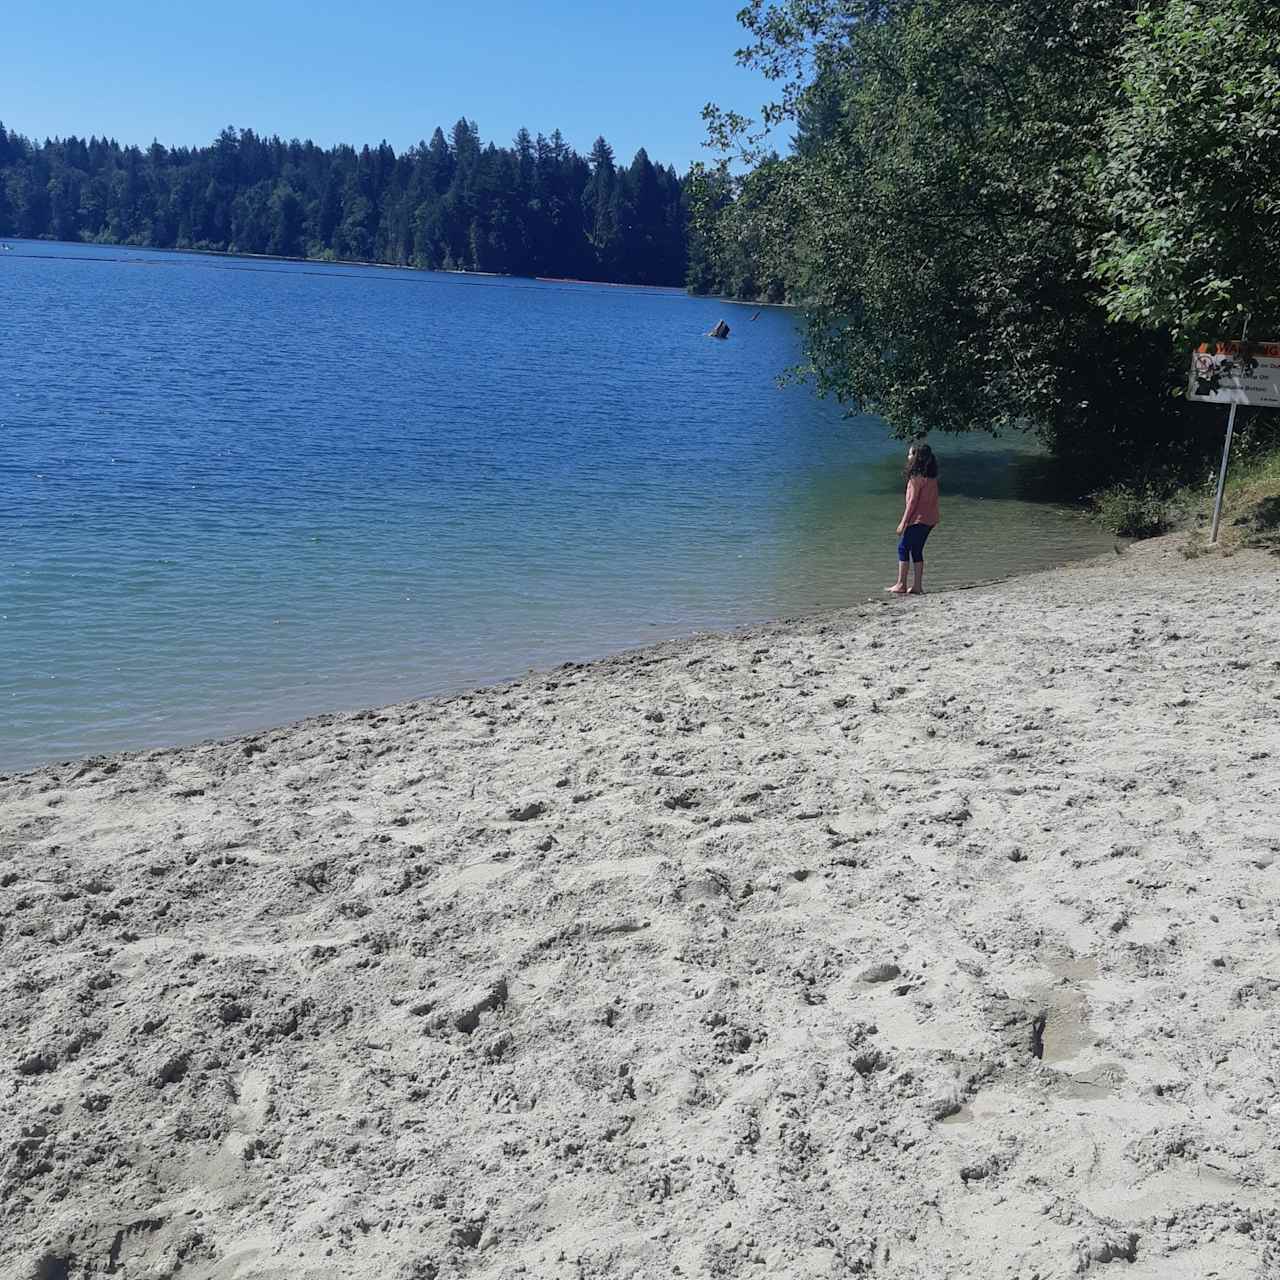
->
xmin=1218 ymin=447 xmax=1280 ymax=552
xmin=1091 ymin=440 xmax=1280 ymax=553
xmin=1178 ymin=444 xmax=1280 ymax=555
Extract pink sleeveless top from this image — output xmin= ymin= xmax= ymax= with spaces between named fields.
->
xmin=903 ymin=476 xmax=940 ymax=527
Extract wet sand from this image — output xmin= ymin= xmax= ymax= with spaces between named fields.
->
xmin=2 ymin=536 xmax=1278 ymax=1279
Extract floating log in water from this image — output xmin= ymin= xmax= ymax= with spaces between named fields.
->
xmin=708 ymin=319 xmax=730 ymax=339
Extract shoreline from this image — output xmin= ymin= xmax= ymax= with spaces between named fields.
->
xmin=4 ymin=235 xmax=690 ymax=292
xmin=3 ymin=536 xmax=1277 ymax=1278
xmin=1 ymin=556 xmax=1086 ymax=782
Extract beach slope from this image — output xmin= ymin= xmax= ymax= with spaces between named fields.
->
xmin=2 ymin=538 xmax=1278 ymax=1278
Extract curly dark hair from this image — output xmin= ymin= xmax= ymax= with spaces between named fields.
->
xmin=905 ymin=441 xmax=939 ymax=480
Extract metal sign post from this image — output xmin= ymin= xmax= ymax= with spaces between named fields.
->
xmin=1210 ymin=314 xmax=1249 ymax=545
xmin=1209 ymin=401 xmax=1238 ymax=544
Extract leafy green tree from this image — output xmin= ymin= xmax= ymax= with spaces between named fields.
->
xmin=686 ymin=154 xmax=793 ymax=302
xmin=698 ymin=0 xmax=1209 ymax=485
xmin=684 ymin=162 xmax=733 ymax=295
xmin=792 ymin=66 xmax=846 ymax=159
xmin=1092 ymin=0 xmax=1280 ymax=340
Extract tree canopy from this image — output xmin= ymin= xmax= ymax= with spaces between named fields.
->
xmin=0 ymin=120 xmax=688 ymax=286
xmin=1092 ymin=0 xmax=1280 ymax=339
xmin=691 ymin=0 xmax=1280 ymax=486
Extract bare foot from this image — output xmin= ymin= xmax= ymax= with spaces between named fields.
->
xmin=907 ymin=587 xmax=925 ymax=595
xmin=886 ymin=584 xmax=908 ymax=594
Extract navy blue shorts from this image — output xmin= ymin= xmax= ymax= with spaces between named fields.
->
xmin=898 ymin=523 xmax=932 ymax=563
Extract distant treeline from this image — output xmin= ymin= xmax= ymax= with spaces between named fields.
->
xmin=0 ymin=120 xmax=689 ymax=285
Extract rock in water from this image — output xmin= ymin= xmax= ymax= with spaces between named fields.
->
xmin=708 ymin=319 xmax=730 ymax=339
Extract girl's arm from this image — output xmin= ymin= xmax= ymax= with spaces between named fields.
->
xmin=897 ymin=477 xmax=921 ymax=534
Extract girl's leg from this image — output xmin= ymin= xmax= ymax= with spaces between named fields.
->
xmin=907 ymin=525 xmax=930 ymax=594
xmin=888 ymin=535 xmax=910 ymax=592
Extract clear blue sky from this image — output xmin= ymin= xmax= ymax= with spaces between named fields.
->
xmin=3 ymin=0 xmax=784 ymax=171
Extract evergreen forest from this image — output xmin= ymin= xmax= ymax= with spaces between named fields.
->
xmin=689 ymin=0 xmax=1280 ymax=493
xmin=0 ymin=120 xmax=688 ymax=285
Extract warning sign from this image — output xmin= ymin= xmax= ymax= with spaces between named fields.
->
xmin=1187 ymin=341 xmax=1280 ymax=407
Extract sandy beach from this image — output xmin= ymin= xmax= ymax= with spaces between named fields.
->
xmin=2 ymin=535 xmax=1278 ymax=1280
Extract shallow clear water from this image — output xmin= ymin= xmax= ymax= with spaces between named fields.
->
xmin=0 ymin=240 xmax=1113 ymax=771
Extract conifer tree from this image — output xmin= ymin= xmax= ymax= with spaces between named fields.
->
xmin=0 ymin=118 xmax=690 ymax=284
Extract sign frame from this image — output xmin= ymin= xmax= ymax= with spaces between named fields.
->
xmin=1187 ymin=340 xmax=1280 ymax=409
xmin=1189 ymin=319 xmax=1280 ymax=543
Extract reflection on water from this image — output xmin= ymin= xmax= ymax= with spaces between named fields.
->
xmin=0 ymin=240 xmax=1114 ymax=770
xmin=767 ymin=439 xmax=1107 ymax=608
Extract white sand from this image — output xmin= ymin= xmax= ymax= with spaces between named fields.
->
xmin=2 ymin=537 xmax=1278 ymax=1279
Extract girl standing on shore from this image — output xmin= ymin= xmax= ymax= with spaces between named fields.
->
xmin=888 ymin=442 xmax=940 ymax=595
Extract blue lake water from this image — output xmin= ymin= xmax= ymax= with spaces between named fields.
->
xmin=0 ymin=239 xmax=1113 ymax=771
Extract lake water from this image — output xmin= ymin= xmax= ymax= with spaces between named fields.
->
xmin=0 ymin=239 xmax=1113 ymax=771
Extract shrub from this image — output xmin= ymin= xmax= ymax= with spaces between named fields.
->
xmin=1092 ymin=484 xmax=1169 ymax=537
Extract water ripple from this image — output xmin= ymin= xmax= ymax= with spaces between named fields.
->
xmin=0 ymin=240 xmax=1113 ymax=769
